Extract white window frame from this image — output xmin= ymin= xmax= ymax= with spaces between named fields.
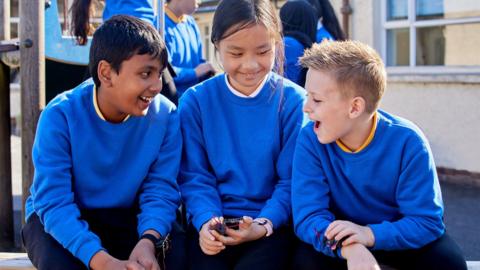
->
xmin=380 ymin=0 xmax=480 ymax=75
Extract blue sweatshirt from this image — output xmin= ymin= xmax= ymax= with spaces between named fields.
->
xmin=25 ymin=79 xmax=181 ymax=267
xmin=283 ymin=36 xmax=305 ymax=86
xmin=164 ymin=12 xmax=205 ymax=97
xmin=103 ymin=0 xmax=156 ymax=26
xmin=179 ymin=72 xmax=305 ymax=231
xmin=316 ymin=25 xmax=334 ymax=43
xmin=292 ymin=110 xmax=444 ymax=257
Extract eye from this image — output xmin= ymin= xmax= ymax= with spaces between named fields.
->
xmin=140 ymin=71 xmax=150 ymax=78
xmin=258 ymin=49 xmax=271 ymax=55
xmin=229 ymin=52 xmax=242 ymax=57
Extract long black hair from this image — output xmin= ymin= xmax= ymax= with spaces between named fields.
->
xmin=306 ymin=0 xmax=346 ymax=40
xmin=280 ymin=0 xmax=317 ymax=49
xmin=70 ymin=0 xmax=95 ymax=45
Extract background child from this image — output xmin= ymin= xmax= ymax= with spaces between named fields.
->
xmin=305 ymin=0 xmax=346 ymax=42
xmin=22 ymin=15 xmax=181 ymax=270
xmin=280 ymin=0 xmax=317 ymax=87
xmin=291 ymin=40 xmax=467 ymax=270
xmin=178 ymin=0 xmax=305 ymax=269
xmin=164 ymin=0 xmax=215 ymax=97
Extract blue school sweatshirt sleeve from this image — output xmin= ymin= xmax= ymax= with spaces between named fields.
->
xmin=292 ymin=125 xmax=337 ymax=257
xmin=31 ymin=106 xmax=103 ymax=267
xmin=165 ymin=16 xmax=205 ymax=90
xmin=368 ymin=133 xmax=444 ymax=250
xmin=178 ymin=91 xmax=223 ymax=231
xmin=137 ymin=108 xmax=182 ymax=237
xmin=258 ymin=95 xmax=305 ymax=228
xmin=283 ymin=37 xmax=304 ymax=85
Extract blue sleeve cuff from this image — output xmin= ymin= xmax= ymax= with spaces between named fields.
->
xmin=259 ymin=208 xmax=287 ymax=229
xmin=369 ymin=223 xmax=389 ymax=250
xmin=77 ymin=240 xmax=104 ymax=268
xmin=138 ymin=219 xmax=170 ymax=238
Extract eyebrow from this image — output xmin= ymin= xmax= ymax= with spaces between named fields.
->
xmin=226 ymin=43 xmax=272 ymax=50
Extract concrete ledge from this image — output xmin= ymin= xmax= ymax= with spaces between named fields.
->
xmin=0 ymin=253 xmax=34 ymax=270
xmin=1 ymin=252 xmax=479 ymax=270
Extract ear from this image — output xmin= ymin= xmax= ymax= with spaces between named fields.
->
xmin=348 ymin=96 xmax=366 ymax=119
xmin=97 ymin=60 xmax=113 ymax=87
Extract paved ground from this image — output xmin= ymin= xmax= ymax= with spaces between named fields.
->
xmin=5 ymin=135 xmax=480 ymax=260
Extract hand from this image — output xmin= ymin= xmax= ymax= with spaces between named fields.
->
xmin=194 ymin=62 xmax=215 ymax=78
xmin=341 ymin=243 xmax=380 ymax=270
xmin=90 ymin=250 xmax=146 ymax=270
xmin=129 ymin=237 xmax=160 ymax=270
xmin=212 ymin=216 xmax=266 ymax=246
xmin=325 ymin=220 xmax=375 ymax=248
xmin=199 ymin=217 xmax=226 ymax=255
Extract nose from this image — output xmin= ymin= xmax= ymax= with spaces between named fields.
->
xmin=243 ymin=55 xmax=259 ymax=70
xmin=303 ymin=99 xmax=312 ymax=114
xmin=150 ymin=76 xmax=163 ymax=94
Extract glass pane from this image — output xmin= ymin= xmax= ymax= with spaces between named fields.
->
xmin=387 ymin=0 xmax=408 ymax=21
xmin=416 ymin=23 xmax=480 ymax=66
xmin=10 ymin=0 xmax=19 ymax=17
xmin=416 ymin=0 xmax=480 ymax=20
xmin=387 ymin=28 xmax=410 ymax=66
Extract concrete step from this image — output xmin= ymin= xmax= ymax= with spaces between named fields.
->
xmin=1 ymin=252 xmax=479 ymax=270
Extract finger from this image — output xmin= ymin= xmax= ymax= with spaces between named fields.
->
xmin=242 ymin=216 xmax=253 ymax=224
xmin=325 ymin=220 xmax=342 ymax=237
xmin=200 ymin=233 xmax=224 ymax=247
xmin=340 ymin=235 xmax=359 ymax=247
xmin=334 ymin=227 xmax=355 ymax=242
xmin=126 ymin=261 xmax=146 ymax=270
xmin=200 ymin=227 xmax=216 ymax=241
xmin=138 ymin=258 xmax=154 ymax=270
xmin=209 ymin=228 xmax=224 ymax=240
xmin=200 ymin=241 xmax=224 ymax=254
xmin=325 ymin=222 xmax=345 ymax=239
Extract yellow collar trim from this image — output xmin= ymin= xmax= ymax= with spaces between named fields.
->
xmin=336 ymin=112 xmax=378 ymax=153
xmin=165 ymin=6 xmax=188 ymax=23
xmin=93 ymin=86 xmax=130 ymax=122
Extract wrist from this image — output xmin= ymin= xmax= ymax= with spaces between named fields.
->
xmin=254 ymin=218 xmax=273 ymax=237
xmin=89 ymin=250 xmax=113 ymax=270
xmin=365 ymin=225 xmax=375 ymax=247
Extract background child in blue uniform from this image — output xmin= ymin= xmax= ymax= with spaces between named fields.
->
xmin=178 ymin=0 xmax=305 ymax=269
xmin=22 ymin=15 xmax=181 ymax=270
xmin=305 ymin=0 xmax=346 ymax=42
xmin=291 ymin=40 xmax=467 ymax=270
xmin=280 ymin=0 xmax=317 ymax=87
xmin=164 ymin=0 xmax=215 ymax=97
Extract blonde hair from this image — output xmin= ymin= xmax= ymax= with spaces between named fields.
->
xmin=300 ymin=40 xmax=386 ymax=113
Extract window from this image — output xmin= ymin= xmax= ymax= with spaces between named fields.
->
xmin=382 ymin=0 xmax=480 ymax=70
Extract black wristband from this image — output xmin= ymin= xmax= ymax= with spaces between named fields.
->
xmin=140 ymin=233 xmax=160 ymax=248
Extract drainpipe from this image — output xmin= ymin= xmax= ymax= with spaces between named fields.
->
xmin=341 ymin=0 xmax=352 ymax=39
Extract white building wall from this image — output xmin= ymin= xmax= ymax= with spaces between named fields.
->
xmin=329 ymin=0 xmax=480 ymax=173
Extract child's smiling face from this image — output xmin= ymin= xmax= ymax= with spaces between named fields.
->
xmin=303 ymin=69 xmax=354 ymax=144
xmin=97 ymin=53 xmax=163 ymax=123
xmin=216 ymin=24 xmax=276 ymax=96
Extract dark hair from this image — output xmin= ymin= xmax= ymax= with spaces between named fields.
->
xmin=70 ymin=0 xmax=94 ymax=45
xmin=305 ymin=0 xmax=346 ymax=40
xmin=280 ymin=1 xmax=316 ymax=49
xmin=89 ymin=15 xmax=168 ymax=87
xmin=280 ymin=0 xmax=317 ymax=86
xmin=211 ymin=0 xmax=284 ymax=76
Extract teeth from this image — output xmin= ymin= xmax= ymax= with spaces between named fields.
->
xmin=139 ymin=96 xmax=153 ymax=102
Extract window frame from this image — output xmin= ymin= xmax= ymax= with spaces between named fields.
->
xmin=380 ymin=0 xmax=480 ymax=75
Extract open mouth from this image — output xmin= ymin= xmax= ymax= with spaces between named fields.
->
xmin=315 ymin=121 xmax=320 ymax=129
xmin=139 ymin=95 xmax=153 ymax=103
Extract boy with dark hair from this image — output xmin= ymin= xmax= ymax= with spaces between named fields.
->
xmin=292 ymin=40 xmax=467 ymax=270
xmin=22 ymin=15 xmax=181 ymax=270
